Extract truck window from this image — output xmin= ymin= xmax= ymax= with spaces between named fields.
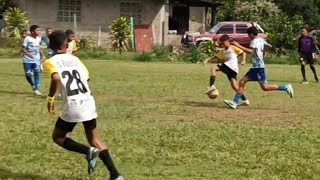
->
xmin=217 ymin=25 xmax=233 ymax=34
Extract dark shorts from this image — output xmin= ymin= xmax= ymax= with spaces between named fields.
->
xmin=55 ymin=117 xmax=97 ymax=132
xmin=245 ymin=68 xmax=267 ymax=83
xmin=217 ymin=63 xmax=237 ymax=81
xmin=300 ymin=53 xmax=315 ymax=64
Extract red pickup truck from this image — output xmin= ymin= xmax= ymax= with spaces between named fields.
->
xmin=181 ymin=21 xmax=267 ymax=48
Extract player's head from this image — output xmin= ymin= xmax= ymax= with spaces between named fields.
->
xmin=65 ymin=29 xmax=75 ymax=42
xmin=219 ymin=34 xmax=231 ymax=49
xmin=49 ymin=30 xmax=68 ymax=53
xmin=46 ymin=28 xmax=53 ymax=36
xmin=30 ymin=25 xmax=40 ymax=37
xmin=247 ymin=26 xmax=258 ymax=39
xmin=301 ymin=27 xmax=309 ymax=36
xmin=21 ymin=29 xmax=28 ymax=38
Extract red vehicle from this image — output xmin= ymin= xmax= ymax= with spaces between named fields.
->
xmin=181 ymin=21 xmax=267 ymax=48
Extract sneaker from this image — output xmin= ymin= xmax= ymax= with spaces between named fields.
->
xmin=204 ymin=85 xmax=216 ymax=94
xmin=34 ymin=90 xmax=42 ymax=96
xmin=239 ymin=99 xmax=250 ymax=106
xmin=87 ymin=147 xmax=99 ymax=174
xmin=285 ymin=84 xmax=294 ymax=98
xmin=301 ymin=80 xmax=309 ymax=84
xmin=110 ymin=176 xmax=124 ymax=180
xmin=224 ymin=100 xmax=237 ymax=109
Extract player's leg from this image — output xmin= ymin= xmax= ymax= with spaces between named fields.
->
xmin=257 ymin=68 xmax=294 ymax=97
xmin=229 ymin=77 xmax=249 ymax=105
xmin=52 ymin=118 xmax=99 ymax=174
xmin=205 ymin=67 xmax=220 ymax=94
xmin=308 ymin=56 xmax=319 ymax=82
xmin=224 ymin=76 xmax=250 ymax=109
xmin=83 ymin=119 xmax=122 ymax=179
xmin=300 ymin=57 xmax=308 ymax=84
xmin=32 ymin=63 xmax=42 ymax=95
xmin=23 ymin=63 xmax=35 ymax=89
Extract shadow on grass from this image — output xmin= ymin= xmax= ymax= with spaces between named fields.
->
xmin=0 ymin=90 xmax=31 ymax=95
xmin=184 ymin=101 xmax=228 ymax=109
xmin=0 ymin=168 xmax=83 ymax=180
xmin=0 ymin=169 xmax=45 ymax=180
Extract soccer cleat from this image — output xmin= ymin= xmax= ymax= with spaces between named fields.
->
xmin=204 ymin=85 xmax=216 ymax=94
xmin=285 ymin=84 xmax=294 ymax=98
xmin=34 ymin=90 xmax=42 ymax=96
xmin=239 ymin=99 xmax=250 ymax=106
xmin=87 ymin=147 xmax=99 ymax=174
xmin=224 ymin=100 xmax=237 ymax=109
xmin=301 ymin=80 xmax=308 ymax=84
xmin=110 ymin=176 xmax=124 ymax=180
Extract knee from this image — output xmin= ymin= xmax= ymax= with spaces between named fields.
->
xmin=52 ymin=133 xmax=65 ymax=146
xmin=25 ymin=71 xmax=33 ymax=78
xmin=261 ymin=85 xmax=268 ymax=91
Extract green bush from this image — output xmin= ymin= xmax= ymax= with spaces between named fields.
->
xmin=109 ymin=17 xmax=132 ymax=54
xmin=76 ymin=49 xmax=137 ymax=60
xmin=0 ymin=48 xmax=21 ymax=58
xmin=198 ymin=41 xmax=217 ymax=57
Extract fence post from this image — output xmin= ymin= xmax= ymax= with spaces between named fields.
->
xmin=130 ymin=17 xmax=135 ymax=51
xmin=97 ymin=26 xmax=101 ymax=48
xmin=73 ymin=14 xmax=77 ymax=34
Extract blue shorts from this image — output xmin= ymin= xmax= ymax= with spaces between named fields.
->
xmin=23 ymin=63 xmax=40 ymax=75
xmin=245 ymin=68 xmax=267 ymax=83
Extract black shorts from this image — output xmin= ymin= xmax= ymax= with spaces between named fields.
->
xmin=217 ymin=63 xmax=237 ymax=81
xmin=300 ymin=53 xmax=315 ymax=64
xmin=55 ymin=117 xmax=97 ymax=132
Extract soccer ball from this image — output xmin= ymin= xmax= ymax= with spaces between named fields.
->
xmin=208 ymin=89 xmax=219 ymax=99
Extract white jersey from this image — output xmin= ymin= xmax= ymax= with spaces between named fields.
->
xmin=44 ymin=54 xmax=97 ymax=122
xmin=216 ymin=45 xmax=244 ymax=73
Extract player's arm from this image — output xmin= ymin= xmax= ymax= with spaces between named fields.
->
xmin=44 ymin=60 xmax=58 ymax=114
xmin=231 ymin=41 xmax=254 ymax=54
xmin=22 ymin=38 xmax=33 ymax=58
xmin=264 ymin=41 xmax=273 ymax=50
xmin=233 ymin=46 xmax=246 ymax=65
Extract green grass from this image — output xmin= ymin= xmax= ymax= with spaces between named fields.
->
xmin=1 ymin=59 xmax=320 ymax=179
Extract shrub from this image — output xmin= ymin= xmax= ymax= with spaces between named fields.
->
xmin=3 ymin=7 xmax=28 ymax=40
xmin=109 ymin=17 xmax=132 ymax=54
xmin=198 ymin=41 xmax=217 ymax=57
xmin=79 ymin=35 xmax=95 ymax=50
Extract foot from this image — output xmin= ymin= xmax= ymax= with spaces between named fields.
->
xmin=34 ymin=90 xmax=42 ymax=96
xmin=285 ymin=84 xmax=294 ymax=98
xmin=110 ymin=176 xmax=124 ymax=180
xmin=224 ymin=100 xmax=237 ymax=109
xmin=301 ymin=80 xmax=309 ymax=84
xmin=239 ymin=99 xmax=250 ymax=106
xmin=87 ymin=147 xmax=99 ymax=174
xmin=204 ymin=85 xmax=216 ymax=94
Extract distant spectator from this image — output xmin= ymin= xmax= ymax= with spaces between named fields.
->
xmin=65 ymin=29 xmax=79 ymax=55
xmin=298 ymin=27 xmax=319 ymax=84
xmin=41 ymin=27 xmax=53 ymax=57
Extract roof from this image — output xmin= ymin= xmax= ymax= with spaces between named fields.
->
xmin=170 ymin=0 xmax=223 ymax=6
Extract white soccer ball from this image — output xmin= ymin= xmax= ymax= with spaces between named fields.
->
xmin=208 ymin=89 xmax=219 ymax=99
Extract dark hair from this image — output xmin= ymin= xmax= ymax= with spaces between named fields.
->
xmin=21 ymin=29 xmax=27 ymax=33
xmin=46 ymin=27 xmax=52 ymax=31
xmin=302 ymin=27 xmax=310 ymax=32
xmin=30 ymin=25 xmax=39 ymax=32
xmin=219 ymin=34 xmax=230 ymax=42
xmin=247 ymin=26 xmax=258 ymax=36
xmin=49 ymin=30 xmax=67 ymax=51
xmin=65 ymin=29 xmax=75 ymax=36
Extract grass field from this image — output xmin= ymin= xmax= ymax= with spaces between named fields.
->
xmin=1 ymin=59 xmax=320 ymax=180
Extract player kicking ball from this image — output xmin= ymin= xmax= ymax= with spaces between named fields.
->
xmin=224 ymin=27 xmax=294 ymax=109
xmin=43 ymin=30 xmax=123 ymax=180
xmin=203 ymin=35 xmax=249 ymax=106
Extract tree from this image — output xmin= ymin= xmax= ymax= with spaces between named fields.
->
xmin=109 ymin=17 xmax=132 ymax=54
xmin=273 ymin=0 xmax=320 ymax=27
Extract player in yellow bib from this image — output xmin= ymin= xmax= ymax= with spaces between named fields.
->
xmin=43 ymin=30 xmax=123 ymax=180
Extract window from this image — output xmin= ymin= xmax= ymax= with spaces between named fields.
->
xmin=218 ymin=25 xmax=233 ymax=34
xmin=120 ymin=2 xmax=142 ymax=24
xmin=58 ymin=0 xmax=81 ymax=22
xmin=236 ymin=24 xmax=248 ymax=34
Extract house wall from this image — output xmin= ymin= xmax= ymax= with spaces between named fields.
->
xmin=21 ymin=0 xmax=207 ymax=47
